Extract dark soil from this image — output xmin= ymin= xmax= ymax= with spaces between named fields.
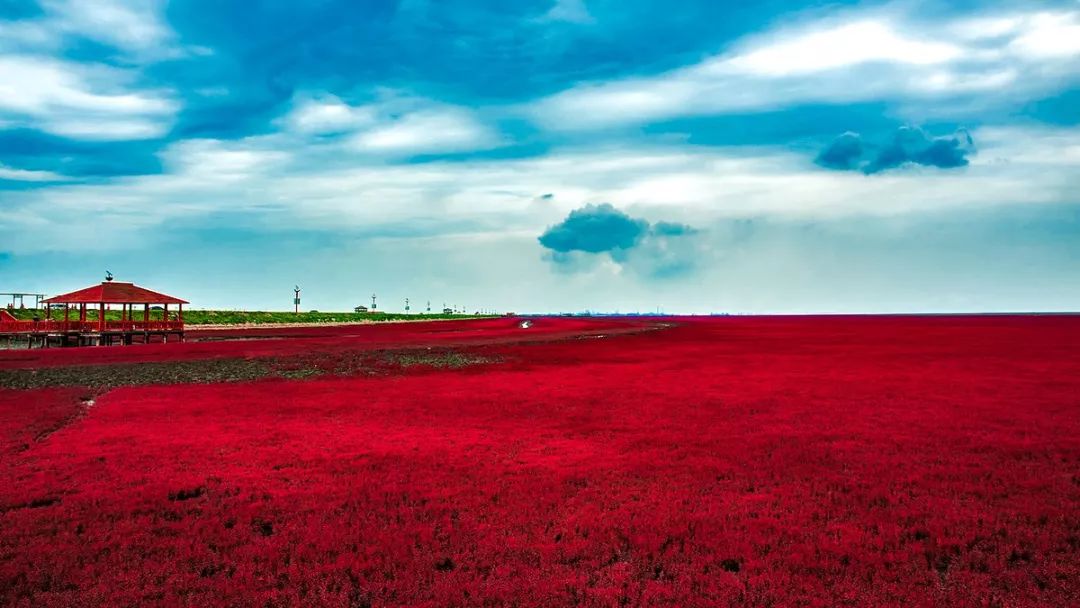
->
xmin=0 ymin=349 xmax=499 ymax=390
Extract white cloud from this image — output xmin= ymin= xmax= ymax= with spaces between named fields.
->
xmin=279 ymin=92 xmax=498 ymax=155
xmin=0 ymin=56 xmax=168 ymax=114
xmin=725 ymin=20 xmax=962 ymax=76
xmin=541 ymin=0 xmax=594 ymax=25
xmin=44 ymin=117 xmax=169 ymax=140
xmin=0 ymin=20 xmax=59 ymax=51
xmin=159 ymin=138 xmax=292 ymax=181
xmin=281 ymin=94 xmax=378 ymax=135
xmin=0 ymin=55 xmax=176 ymax=140
xmin=0 ymin=0 xmax=177 ymax=58
xmin=974 ymin=125 xmax=1080 ymax=167
xmin=950 ymin=16 xmax=1021 ymax=41
xmin=45 ymin=0 xmax=174 ymax=56
xmin=3 ymin=125 xmax=1077 ymax=254
xmin=916 ymin=68 xmax=1018 ymax=94
xmin=1008 ymin=12 xmax=1080 ymax=59
xmin=0 ymin=164 xmax=70 ymax=182
xmin=0 ymin=1 xmax=183 ymax=140
xmin=530 ymin=7 xmax=1080 ymax=130
xmin=349 ymin=107 xmax=497 ymax=154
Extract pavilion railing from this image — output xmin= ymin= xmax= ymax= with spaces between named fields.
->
xmin=100 ymin=320 xmax=185 ymax=331
xmin=0 ymin=320 xmax=184 ymax=333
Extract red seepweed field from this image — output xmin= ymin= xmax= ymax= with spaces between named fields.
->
xmin=1 ymin=315 xmax=1078 ymax=607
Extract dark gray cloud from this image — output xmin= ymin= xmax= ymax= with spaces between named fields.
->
xmin=539 ymin=204 xmax=700 ymax=277
xmin=912 ymin=130 xmax=975 ymax=169
xmin=538 ymin=203 xmax=649 ymax=254
xmin=864 ymin=127 xmax=974 ymax=174
xmin=651 ymin=221 xmax=698 ymax=237
xmin=816 ymin=127 xmax=975 ymax=174
xmin=815 ymin=132 xmax=863 ymax=170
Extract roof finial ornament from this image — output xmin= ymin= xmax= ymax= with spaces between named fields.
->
xmin=105 ymin=270 xmax=114 ymax=282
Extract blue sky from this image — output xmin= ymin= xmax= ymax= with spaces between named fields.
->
xmin=1 ymin=0 xmax=1078 ymax=313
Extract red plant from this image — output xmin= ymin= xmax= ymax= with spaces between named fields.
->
xmin=1 ymin=315 xmax=1078 ymax=606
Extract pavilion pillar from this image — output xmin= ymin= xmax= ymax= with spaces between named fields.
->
xmin=178 ymin=303 xmax=183 ymax=323
xmin=144 ymin=304 xmax=149 ymax=324
xmin=163 ymin=303 xmax=169 ymax=325
xmin=99 ymin=302 xmax=105 ymax=332
xmin=64 ymin=304 xmax=70 ymax=323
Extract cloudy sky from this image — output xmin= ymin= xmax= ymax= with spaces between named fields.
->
xmin=1 ymin=0 xmax=1078 ymax=313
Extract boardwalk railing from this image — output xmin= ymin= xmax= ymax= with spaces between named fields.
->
xmin=0 ymin=320 xmax=184 ymax=333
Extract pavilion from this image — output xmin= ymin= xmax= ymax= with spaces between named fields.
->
xmin=0 ymin=278 xmax=188 ymax=347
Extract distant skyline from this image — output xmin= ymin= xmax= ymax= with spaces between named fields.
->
xmin=1 ymin=1 xmax=1079 ymax=313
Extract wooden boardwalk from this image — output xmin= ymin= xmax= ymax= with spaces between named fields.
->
xmin=0 ymin=320 xmax=184 ymax=348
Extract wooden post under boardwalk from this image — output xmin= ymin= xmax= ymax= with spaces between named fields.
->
xmin=0 ymin=278 xmax=188 ymax=348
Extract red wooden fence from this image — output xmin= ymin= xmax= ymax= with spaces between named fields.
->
xmin=0 ymin=320 xmax=184 ymax=333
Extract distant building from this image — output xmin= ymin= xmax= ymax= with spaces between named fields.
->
xmin=354 ymin=305 xmax=369 ymax=313
xmin=443 ymin=307 xmax=454 ymax=315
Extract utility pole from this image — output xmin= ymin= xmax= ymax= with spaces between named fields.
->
xmin=294 ymin=286 xmax=301 ymax=314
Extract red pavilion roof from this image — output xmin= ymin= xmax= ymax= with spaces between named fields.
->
xmin=43 ymin=281 xmax=188 ymax=305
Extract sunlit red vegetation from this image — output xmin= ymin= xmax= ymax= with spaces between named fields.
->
xmin=1 ymin=315 xmax=1079 ymax=607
